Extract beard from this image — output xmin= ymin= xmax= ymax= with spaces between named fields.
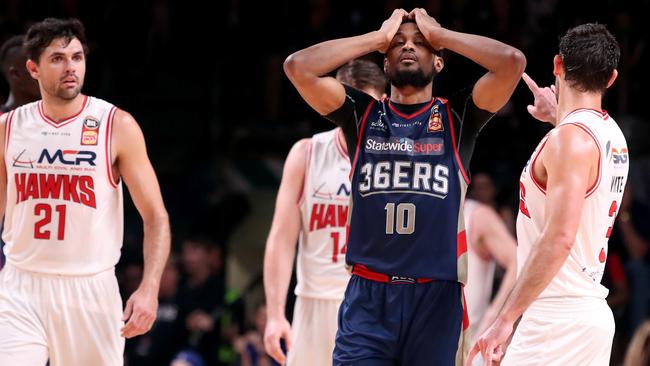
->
xmin=55 ymin=83 xmax=82 ymax=100
xmin=387 ymin=66 xmax=435 ymax=88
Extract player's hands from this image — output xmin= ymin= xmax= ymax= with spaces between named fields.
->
xmin=522 ymin=72 xmax=557 ymax=124
xmin=409 ymin=8 xmax=444 ymax=51
xmin=263 ymin=316 xmax=292 ymax=364
xmin=121 ymin=286 xmax=158 ymax=338
xmin=466 ymin=317 xmax=514 ymax=366
xmin=377 ymin=9 xmax=409 ymax=53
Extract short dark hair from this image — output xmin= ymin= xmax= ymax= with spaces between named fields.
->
xmin=559 ymin=23 xmax=620 ymax=93
xmin=0 ymin=35 xmax=25 ymax=76
xmin=336 ymin=59 xmax=387 ymax=95
xmin=23 ymin=18 xmax=88 ymax=62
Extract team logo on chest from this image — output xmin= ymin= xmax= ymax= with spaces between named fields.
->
xmin=80 ymin=116 xmax=100 ymax=146
xmin=427 ymin=104 xmax=443 ymax=133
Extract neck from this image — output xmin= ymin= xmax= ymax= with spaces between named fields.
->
xmin=556 ymin=85 xmax=603 ymax=126
xmin=389 ymin=83 xmax=432 ymax=104
xmin=41 ymin=92 xmax=85 ymax=122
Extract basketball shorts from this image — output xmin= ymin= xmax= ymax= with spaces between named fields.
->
xmin=503 ymin=297 xmax=614 ymax=366
xmin=333 ymin=269 xmax=466 ymax=366
xmin=0 ymin=263 xmax=125 ymax=366
xmin=287 ymin=296 xmax=342 ymax=366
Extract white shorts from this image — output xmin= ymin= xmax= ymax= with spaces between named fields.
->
xmin=287 ymin=296 xmax=342 ymax=366
xmin=502 ymin=297 xmax=614 ymax=366
xmin=0 ymin=264 xmax=125 ymax=366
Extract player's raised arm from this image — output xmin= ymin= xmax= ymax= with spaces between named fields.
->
xmin=111 ymin=109 xmax=171 ymax=339
xmin=409 ymin=8 xmax=525 ymax=113
xmin=263 ymin=138 xmax=310 ymax=364
xmin=284 ymin=9 xmax=406 ymax=116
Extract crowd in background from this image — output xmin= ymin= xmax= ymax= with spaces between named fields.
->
xmin=1 ymin=0 xmax=649 ymax=365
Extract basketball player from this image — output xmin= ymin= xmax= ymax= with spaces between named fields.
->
xmin=263 ymin=59 xmax=386 ymax=366
xmin=0 ymin=18 xmax=170 ymax=366
xmin=467 ymin=23 xmax=628 ymax=366
xmin=284 ymin=8 xmax=525 ymax=365
xmin=463 ymin=199 xmax=517 ymax=349
xmin=0 ymin=35 xmax=40 ymax=113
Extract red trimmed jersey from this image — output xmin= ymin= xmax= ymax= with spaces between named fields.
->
xmin=517 ymin=109 xmax=629 ymax=299
xmin=296 ymin=128 xmax=351 ymax=300
xmin=3 ymin=96 xmax=123 ymax=275
xmin=347 ymin=97 xmax=471 ymax=282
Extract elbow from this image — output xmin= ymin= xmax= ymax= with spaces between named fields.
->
xmin=506 ymin=48 xmax=527 ymax=76
xmin=283 ymin=53 xmax=302 ymax=80
xmin=550 ymin=232 xmax=575 ymax=254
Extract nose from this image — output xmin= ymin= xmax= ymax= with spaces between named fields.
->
xmin=402 ymin=39 xmax=416 ymax=51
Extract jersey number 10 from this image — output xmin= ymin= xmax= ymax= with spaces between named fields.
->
xmin=384 ymin=203 xmax=416 ymax=234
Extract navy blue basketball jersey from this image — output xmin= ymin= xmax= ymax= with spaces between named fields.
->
xmin=347 ymin=97 xmax=470 ymax=282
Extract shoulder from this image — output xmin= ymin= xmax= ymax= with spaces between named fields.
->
xmin=545 ymin=123 xmax=598 ymax=159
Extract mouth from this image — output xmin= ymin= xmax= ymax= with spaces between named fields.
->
xmin=399 ymin=53 xmax=418 ymax=64
xmin=61 ymin=78 xmax=77 ymax=88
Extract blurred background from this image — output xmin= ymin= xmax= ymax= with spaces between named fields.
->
xmin=1 ymin=0 xmax=649 ymax=365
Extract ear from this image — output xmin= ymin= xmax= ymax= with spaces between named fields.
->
xmin=552 ymin=55 xmax=563 ymax=77
xmin=433 ymin=54 xmax=444 ymax=73
xmin=606 ymin=69 xmax=618 ymax=89
xmin=383 ymin=56 xmax=388 ymax=75
xmin=25 ymin=59 xmax=39 ymax=80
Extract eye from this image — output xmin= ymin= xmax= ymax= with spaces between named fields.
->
xmin=73 ymin=54 xmax=83 ymax=61
xmin=52 ymin=56 xmax=62 ymax=62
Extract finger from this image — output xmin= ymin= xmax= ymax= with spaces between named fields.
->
xmin=121 ymin=319 xmax=136 ymax=337
xmin=264 ymin=334 xmax=285 ymax=364
xmin=122 ymin=299 xmax=133 ymax=321
xmin=526 ymin=105 xmax=536 ymax=116
xmin=521 ymin=73 xmax=540 ymax=94
xmin=285 ymin=328 xmax=293 ymax=354
xmin=466 ymin=343 xmax=480 ymax=366
xmin=485 ymin=344 xmax=493 ymax=366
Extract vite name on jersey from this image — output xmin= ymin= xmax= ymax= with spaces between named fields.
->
xmin=309 ymin=203 xmax=348 ymax=231
xmin=358 ymin=161 xmax=449 ymax=198
xmin=14 ymin=173 xmax=96 ymax=208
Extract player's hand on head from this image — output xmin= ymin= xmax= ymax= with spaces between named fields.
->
xmin=409 ymin=8 xmax=444 ymax=51
xmin=263 ymin=316 xmax=292 ymax=364
xmin=121 ymin=286 xmax=159 ymax=338
xmin=522 ymin=72 xmax=557 ymax=124
xmin=377 ymin=8 xmax=409 ymax=53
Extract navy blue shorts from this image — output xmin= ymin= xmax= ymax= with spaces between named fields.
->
xmin=333 ymin=275 xmax=464 ymax=366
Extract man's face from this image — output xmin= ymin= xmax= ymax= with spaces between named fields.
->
xmin=384 ymin=22 xmax=442 ymax=89
xmin=30 ymin=37 xmax=86 ymax=100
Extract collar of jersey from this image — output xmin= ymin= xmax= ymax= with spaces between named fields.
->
xmin=387 ymin=98 xmax=436 ymax=120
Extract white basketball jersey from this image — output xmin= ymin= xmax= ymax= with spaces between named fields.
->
xmin=517 ymin=109 xmax=629 ymax=299
xmin=296 ymin=128 xmax=351 ymax=300
xmin=463 ymin=199 xmax=496 ymax=336
xmin=3 ymin=96 xmax=124 ymax=275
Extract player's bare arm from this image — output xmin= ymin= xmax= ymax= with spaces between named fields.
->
xmin=0 ymin=113 xmax=8 ymax=220
xmin=263 ymin=138 xmax=310 ymax=364
xmin=471 ymin=204 xmax=517 ymax=336
xmin=409 ymin=8 xmax=525 ymax=113
xmin=284 ymin=9 xmax=407 ymax=116
xmin=467 ymin=125 xmax=599 ymax=365
xmin=112 ymin=109 xmax=171 ymax=339
xmin=522 ymin=73 xmax=557 ymax=124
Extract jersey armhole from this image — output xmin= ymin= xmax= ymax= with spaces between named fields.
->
xmin=445 ymin=101 xmax=470 ymax=185
xmin=105 ymin=107 xmax=120 ymax=188
xmin=349 ymin=99 xmax=376 ymax=180
xmin=4 ymin=110 xmax=15 ymax=154
xmin=297 ymin=140 xmax=313 ymax=207
xmin=561 ymin=122 xmax=602 ymax=198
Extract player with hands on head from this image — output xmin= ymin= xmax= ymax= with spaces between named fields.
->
xmin=285 ymin=7 xmax=525 ymax=366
